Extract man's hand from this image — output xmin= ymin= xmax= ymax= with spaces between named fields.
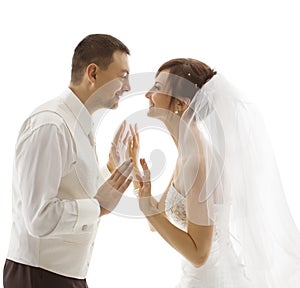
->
xmin=107 ymin=121 xmax=130 ymax=173
xmin=127 ymin=124 xmax=142 ymax=189
xmin=95 ymin=159 xmax=133 ymax=216
xmin=128 ymin=124 xmax=140 ymax=167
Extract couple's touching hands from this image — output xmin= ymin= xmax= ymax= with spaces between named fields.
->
xmin=109 ymin=122 xmax=161 ymax=216
xmin=94 ymin=121 xmax=143 ymax=216
xmin=107 ymin=120 xmax=140 ymax=173
xmin=95 ymin=121 xmax=159 ymax=218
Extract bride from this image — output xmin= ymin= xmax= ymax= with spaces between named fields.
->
xmin=132 ymin=58 xmax=300 ymax=287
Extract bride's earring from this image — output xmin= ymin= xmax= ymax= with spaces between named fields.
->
xmin=175 ymin=110 xmax=179 ymax=114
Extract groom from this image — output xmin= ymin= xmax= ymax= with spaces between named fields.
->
xmin=3 ymin=34 xmax=133 ymax=288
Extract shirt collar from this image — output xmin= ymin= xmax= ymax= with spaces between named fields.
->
xmin=61 ymin=88 xmax=93 ymax=136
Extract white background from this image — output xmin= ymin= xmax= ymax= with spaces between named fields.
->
xmin=0 ymin=0 xmax=299 ymax=287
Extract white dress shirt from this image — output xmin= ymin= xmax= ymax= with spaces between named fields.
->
xmin=7 ymin=89 xmax=111 ymax=279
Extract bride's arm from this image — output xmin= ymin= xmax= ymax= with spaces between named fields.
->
xmin=147 ymin=177 xmax=173 ymax=232
xmin=147 ymin=213 xmax=213 ymax=267
xmin=137 ymin=159 xmax=214 ymax=267
xmin=157 ymin=176 xmax=173 ymax=211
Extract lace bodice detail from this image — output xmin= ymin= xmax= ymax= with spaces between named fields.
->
xmin=165 ymin=184 xmax=230 ymax=236
xmin=164 ymin=183 xmax=252 ymax=287
xmin=165 ymin=184 xmax=187 ymax=231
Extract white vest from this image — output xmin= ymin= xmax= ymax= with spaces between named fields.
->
xmin=13 ymin=92 xmax=104 ymax=278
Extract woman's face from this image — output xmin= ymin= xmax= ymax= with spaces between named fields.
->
xmin=145 ymin=71 xmax=175 ymax=119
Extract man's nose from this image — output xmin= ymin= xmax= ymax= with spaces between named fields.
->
xmin=122 ymin=79 xmax=131 ymax=92
xmin=145 ymin=91 xmax=152 ymax=99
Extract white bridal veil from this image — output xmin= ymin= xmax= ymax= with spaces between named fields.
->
xmin=172 ymin=72 xmax=300 ymax=287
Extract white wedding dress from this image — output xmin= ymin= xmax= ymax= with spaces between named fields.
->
xmin=165 ymin=184 xmax=251 ymax=288
xmin=158 ymin=73 xmax=300 ymax=287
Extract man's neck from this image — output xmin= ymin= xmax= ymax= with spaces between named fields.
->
xmin=68 ymin=84 xmax=89 ymax=105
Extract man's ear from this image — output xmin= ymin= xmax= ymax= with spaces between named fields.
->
xmin=86 ymin=63 xmax=98 ymax=83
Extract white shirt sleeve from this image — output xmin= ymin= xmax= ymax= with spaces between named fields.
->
xmin=15 ymin=118 xmax=100 ymax=238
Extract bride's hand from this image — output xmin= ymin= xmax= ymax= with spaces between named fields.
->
xmin=136 ymin=158 xmax=159 ymax=216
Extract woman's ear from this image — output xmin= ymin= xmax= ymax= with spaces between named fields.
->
xmin=175 ymin=98 xmax=190 ymax=113
xmin=182 ymin=97 xmax=191 ymax=107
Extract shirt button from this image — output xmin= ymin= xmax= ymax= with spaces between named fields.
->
xmin=82 ymin=225 xmax=88 ymax=231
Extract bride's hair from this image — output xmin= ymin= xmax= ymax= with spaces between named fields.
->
xmin=156 ymin=58 xmax=217 ymax=105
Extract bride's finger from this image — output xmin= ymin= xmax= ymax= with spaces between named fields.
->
xmin=135 ymin=173 xmax=143 ymax=185
xmin=140 ymin=158 xmax=150 ymax=181
xmin=135 ymin=173 xmax=150 ymax=198
xmin=135 ymin=174 xmax=145 ymax=192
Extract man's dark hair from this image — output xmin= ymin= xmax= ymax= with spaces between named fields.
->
xmin=71 ymin=34 xmax=130 ymax=85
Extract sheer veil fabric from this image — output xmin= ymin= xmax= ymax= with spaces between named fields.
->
xmin=172 ymin=73 xmax=300 ymax=287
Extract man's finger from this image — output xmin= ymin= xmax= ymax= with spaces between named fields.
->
xmin=122 ymin=131 xmax=130 ymax=145
xmin=129 ymin=124 xmax=134 ymax=137
xmin=118 ymin=161 xmax=134 ymax=181
xmin=112 ymin=160 xmax=133 ymax=184
xmin=129 ymin=124 xmax=137 ymax=144
xmin=112 ymin=120 xmax=126 ymax=144
xmin=110 ymin=143 xmax=120 ymax=163
xmin=110 ymin=159 xmax=132 ymax=181
xmin=118 ymin=176 xmax=133 ymax=193
xmin=134 ymin=123 xmax=139 ymax=142
xmin=113 ymin=163 xmax=133 ymax=190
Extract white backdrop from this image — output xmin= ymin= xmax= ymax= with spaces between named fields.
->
xmin=0 ymin=0 xmax=299 ymax=287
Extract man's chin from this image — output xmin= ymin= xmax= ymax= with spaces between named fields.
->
xmin=110 ymin=102 xmax=119 ymax=109
xmin=147 ymin=107 xmax=157 ymax=118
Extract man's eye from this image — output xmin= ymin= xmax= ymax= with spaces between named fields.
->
xmin=119 ymin=73 xmax=128 ymax=81
xmin=154 ymin=84 xmax=160 ymax=91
